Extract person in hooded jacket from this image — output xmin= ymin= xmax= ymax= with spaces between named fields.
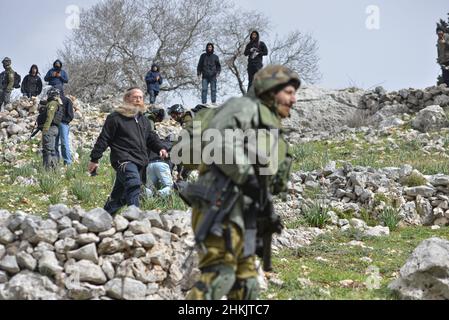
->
xmin=44 ymin=59 xmax=69 ymax=94
xmin=197 ymin=43 xmax=221 ymax=104
xmin=21 ymin=65 xmax=43 ymax=98
xmin=244 ymin=31 xmax=268 ymax=91
xmin=88 ymin=87 xmax=168 ymax=215
xmin=145 ymin=64 xmax=163 ymax=105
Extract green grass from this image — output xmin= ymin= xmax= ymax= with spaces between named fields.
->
xmin=292 ymin=130 xmax=449 ymax=175
xmin=302 ymin=201 xmax=330 ymax=228
xmin=0 ymin=138 xmax=189 ymax=214
xmin=71 ymin=179 xmax=94 ymax=202
xmin=379 ymin=207 xmax=401 ymax=231
xmin=261 ymin=226 xmax=449 ymax=300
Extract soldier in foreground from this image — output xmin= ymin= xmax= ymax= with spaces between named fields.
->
xmin=183 ymin=65 xmax=300 ymax=300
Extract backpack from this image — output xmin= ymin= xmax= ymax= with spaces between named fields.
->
xmin=0 ymin=71 xmax=21 ymax=89
xmin=171 ymin=106 xmax=220 ymax=171
xmin=37 ymin=100 xmax=64 ymax=130
xmin=13 ymin=72 xmax=21 ymax=89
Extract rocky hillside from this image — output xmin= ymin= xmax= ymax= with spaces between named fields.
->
xmin=1 ymin=85 xmax=449 ymax=300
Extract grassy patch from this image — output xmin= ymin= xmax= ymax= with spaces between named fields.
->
xmin=261 ymin=226 xmax=449 ymax=300
xmin=292 ymin=131 xmax=449 ymax=175
xmin=379 ymin=207 xmax=401 ymax=231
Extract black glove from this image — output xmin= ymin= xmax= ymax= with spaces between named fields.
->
xmin=241 ymin=175 xmax=260 ymax=200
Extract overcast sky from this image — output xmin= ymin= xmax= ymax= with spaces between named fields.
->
xmin=1 ymin=0 xmax=448 ymax=92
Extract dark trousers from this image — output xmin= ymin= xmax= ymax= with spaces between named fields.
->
xmin=104 ymin=162 xmax=145 ymax=215
xmin=149 ymin=90 xmax=159 ymax=104
xmin=42 ymin=125 xmax=59 ymax=169
xmin=0 ymin=90 xmax=11 ymax=110
xmin=201 ymin=78 xmax=217 ymax=104
xmin=443 ymin=66 xmax=449 ymax=87
xmin=247 ymin=64 xmax=262 ymax=92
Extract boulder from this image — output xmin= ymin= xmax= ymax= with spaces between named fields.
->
xmin=411 ymin=105 xmax=449 ymax=132
xmin=389 ymin=238 xmax=449 ymax=300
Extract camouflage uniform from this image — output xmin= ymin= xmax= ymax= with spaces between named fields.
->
xmin=187 ymin=65 xmax=300 ymax=300
xmin=42 ymin=91 xmax=63 ymax=169
xmin=0 ymin=58 xmax=15 ymax=110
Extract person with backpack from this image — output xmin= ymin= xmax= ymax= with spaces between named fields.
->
xmin=44 ymin=60 xmax=69 ymax=94
xmin=41 ymin=88 xmax=64 ymax=170
xmin=55 ymin=95 xmax=75 ymax=166
xmin=244 ymin=31 xmax=268 ymax=91
xmin=437 ymin=26 xmax=449 ymax=86
xmin=0 ymin=57 xmax=20 ymax=111
xmin=197 ymin=43 xmax=221 ymax=104
xmin=21 ymin=65 xmax=43 ymax=98
xmin=181 ymin=65 xmax=300 ymax=300
xmin=88 ymin=87 xmax=168 ymax=215
xmin=145 ymin=64 xmax=163 ymax=105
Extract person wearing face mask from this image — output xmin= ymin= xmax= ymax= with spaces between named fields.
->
xmin=244 ymin=31 xmax=268 ymax=92
xmin=44 ymin=59 xmax=69 ymax=94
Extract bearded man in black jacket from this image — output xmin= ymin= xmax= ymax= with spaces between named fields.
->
xmin=88 ymin=87 xmax=168 ymax=215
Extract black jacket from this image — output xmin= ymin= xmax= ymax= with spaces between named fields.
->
xmin=148 ymin=136 xmax=173 ymax=164
xmin=61 ymin=96 xmax=74 ymax=124
xmin=90 ymin=112 xmax=165 ymax=170
xmin=244 ymin=31 xmax=268 ymax=67
xmin=197 ymin=43 xmax=221 ymax=80
xmin=21 ymin=75 xmax=43 ymax=97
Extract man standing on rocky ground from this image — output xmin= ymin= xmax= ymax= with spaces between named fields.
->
xmin=244 ymin=31 xmax=268 ymax=91
xmin=185 ymin=65 xmax=300 ymax=300
xmin=44 ymin=60 xmax=69 ymax=95
xmin=197 ymin=43 xmax=221 ymax=104
xmin=42 ymin=88 xmax=64 ymax=170
xmin=55 ymin=94 xmax=74 ymax=166
xmin=21 ymin=64 xmax=43 ymax=98
xmin=88 ymin=87 xmax=168 ymax=215
xmin=437 ymin=26 xmax=449 ymax=87
xmin=0 ymin=57 xmax=15 ymax=111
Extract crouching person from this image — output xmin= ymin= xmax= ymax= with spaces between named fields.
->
xmin=146 ymin=136 xmax=174 ymax=198
xmin=42 ymin=88 xmax=64 ymax=170
xmin=88 ymin=88 xmax=168 ymax=215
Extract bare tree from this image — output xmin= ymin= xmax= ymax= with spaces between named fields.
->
xmin=60 ymin=0 xmax=320 ymax=101
xmin=60 ymin=0 xmax=225 ymax=101
xmin=212 ymin=7 xmax=321 ymax=95
xmin=269 ymin=31 xmax=321 ymax=85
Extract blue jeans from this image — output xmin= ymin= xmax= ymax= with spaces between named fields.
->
xmin=201 ymin=78 xmax=217 ymax=104
xmin=104 ymin=162 xmax=143 ymax=215
xmin=149 ymin=90 xmax=159 ymax=104
xmin=55 ymin=123 xmax=72 ymax=165
xmin=145 ymin=162 xmax=173 ymax=197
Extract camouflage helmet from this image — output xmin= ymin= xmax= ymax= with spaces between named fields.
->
xmin=2 ymin=57 xmax=11 ymax=66
xmin=47 ymin=87 xmax=61 ymax=100
xmin=253 ymin=65 xmax=301 ymax=97
xmin=168 ymin=104 xmax=185 ymax=115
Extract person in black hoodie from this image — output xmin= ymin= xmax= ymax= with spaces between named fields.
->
xmin=244 ymin=31 xmax=268 ymax=91
xmin=88 ymin=87 xmax=168 ymax=215
xmin=197 ymin=43 xmax=221 ymax=104
xmin=21 ymin=65 xmax=43 ymax=98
